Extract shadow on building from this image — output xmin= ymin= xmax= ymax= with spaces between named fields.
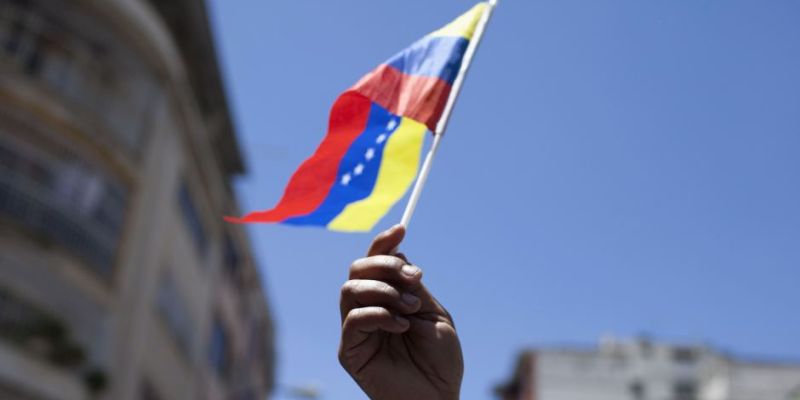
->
xmin=0 ymin=0 xmax=275 ymax=399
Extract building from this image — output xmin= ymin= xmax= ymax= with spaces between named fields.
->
xmin=496 ymin=338 xmax=800 ymax=400
xmin=0 ymin=0 xmax=275 ymax=399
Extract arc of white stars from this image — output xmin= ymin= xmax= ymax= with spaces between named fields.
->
xmin=342 ymin=125 xmax=400 ymax=186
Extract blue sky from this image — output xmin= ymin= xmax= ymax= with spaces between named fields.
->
xmin=207 ymin=1 xmax=800 ymax=398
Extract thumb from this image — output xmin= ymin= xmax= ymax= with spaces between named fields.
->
xmin=367 ymin=224 xmax=405 ymax=256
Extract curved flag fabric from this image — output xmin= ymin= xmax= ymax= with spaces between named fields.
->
xmin=226 ymin=3 xmax=488 ymax=232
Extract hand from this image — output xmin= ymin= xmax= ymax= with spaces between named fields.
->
xmin=338 ymin=225 xmax=463 ymax=400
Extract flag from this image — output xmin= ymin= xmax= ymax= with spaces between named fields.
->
xmin=227 ymin=4 xmax=489 ymax=232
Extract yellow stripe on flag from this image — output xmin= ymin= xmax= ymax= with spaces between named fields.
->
xmin=429 ymin=3 xmax=488 ymax=40
xmin=327 ymin=118 xmax=427 ymax=232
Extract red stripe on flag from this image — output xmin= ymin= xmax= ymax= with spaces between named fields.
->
xmin=225 ymin=92 xmax=371 ymax=224
xmin=352 ymin=64 xmax=452 ymax=132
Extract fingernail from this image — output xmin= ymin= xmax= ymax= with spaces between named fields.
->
xmin=402 ymin=293 xmax=419 ymax=305
xmin=401 ymin=264 xmax=420 ymax=277
xmin=395 ymin=315 xmax=409 ymax=325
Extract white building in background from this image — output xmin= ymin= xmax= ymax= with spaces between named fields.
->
xmin=496 ymin=337 xmax=800 ymax=400
xmin=0 ymin=0 xmax=274 ymax=399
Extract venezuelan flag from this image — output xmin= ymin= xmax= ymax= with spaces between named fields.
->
xmin=227 ymin=4 xmax=489 ymax=232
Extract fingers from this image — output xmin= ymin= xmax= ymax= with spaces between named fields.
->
xmin=342 ymin=307 xmax=410 ymax=343
xmin=340 ymin=279 xmax=421 ymax=321
xmin=339 ymin=307 xmax=411 ymax=366
xmin=367 ymin=224 xmax=405 ymax=256
xmin=349 ymin=255 xmax=422 ymax=289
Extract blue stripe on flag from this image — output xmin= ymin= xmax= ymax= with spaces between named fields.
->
xmin=283 ymin=103 xmax=402 ymax=227
xmin=386 ymin=36 xmax=469 ymax=85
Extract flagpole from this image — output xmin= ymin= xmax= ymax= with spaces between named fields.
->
xmin=399 ymin=0 xmax=499 ymax=229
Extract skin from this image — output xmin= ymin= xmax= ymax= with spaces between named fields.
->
xmin=338 ymin=224 xmax=464 ymax=400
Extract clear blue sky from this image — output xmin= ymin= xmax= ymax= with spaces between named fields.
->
xmin=207 ymin=1 xmax=800 ymax=398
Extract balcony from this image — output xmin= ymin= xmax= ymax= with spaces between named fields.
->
xmin=0 ymin=0 xmax=159 ymax=157
xmin=0 ymin=171 xmax=118 ymax=280
xmin=0 ymin=137 xmax=126 ymax=281
xmin=0 ymin=286 xmax=105 ymax=399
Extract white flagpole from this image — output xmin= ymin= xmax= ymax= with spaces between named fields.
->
xmin=399 ymin=0 xmax=499 ymax=229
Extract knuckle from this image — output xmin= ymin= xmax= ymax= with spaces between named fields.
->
xmin=350 ymin=256 xmax=405 ymax=278
xmin=346 ymin=306 xmax=383 ymax=322
xmin=349 ymin=257 xmax=368 ymax=273
xmin=346 ymin=307 xmax=365 ymax=321
xmin=377 ymin=255 xmax=404 ymax=270
xmin=378 ymin=282 xmax=398 ymax=298
xmin=340 ymin=281 xmax=356 ymax=298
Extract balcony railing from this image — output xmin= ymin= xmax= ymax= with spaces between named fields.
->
xmin=0 ymin=0 xmax=158 ymax=156
xmin=0 ymin=165 xmax=120 ymax=281
xmin=0 ymin=285 xmax=86 ymax=367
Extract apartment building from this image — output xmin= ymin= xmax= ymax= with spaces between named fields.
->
xmin=496 ymin=338 xmax=800 ymax=400
xmin=0 ymin=0 xmax=274 ymax=399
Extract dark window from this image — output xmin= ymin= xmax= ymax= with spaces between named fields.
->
xmin=224 ymin=234 xmax=240 ymax=278
xmin=673 ymin=381 xmax=697 ymax=400
xmin=629 ymin=380 xmax=646 ymax=400
xmin=208 ymin=318 xmax=230 ymax=379
xmin=155 ymin=273 xmax=194 ymax=357
xmin=672 ymin=347 xmax=698 ymax=365
xmin=178 ymin=182 xmax=208 ymax=256
xmin=92 ymin=184 xmax=127 ymax=234
xmin=0 ymin=286 xmax=84 ymax=368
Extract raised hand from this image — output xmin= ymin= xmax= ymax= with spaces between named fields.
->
xmin=338 ymin=225 xmax=463 ymax=400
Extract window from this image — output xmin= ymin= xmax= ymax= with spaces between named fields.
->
xmin=155 ymin=273 xmax=194 ymax=357
xmin=673 ymin=381 xmax=697 ymax=400
xmin=0 ymin=137 xmax=128 ymax=279
xmin=178 ymin=182 xmax=208 ymax=256
xmin=629 ymin=380 xmax=646 ymax=400
xmin=223 ymin=234 xmax=240 ymax=277
xmin=208 ymin=317 xmax=230 ymax=379
xmin=0 ymin=286 xmax=85 ymax=368
xmin=672 ymin=347 xmax=698 ymax=365
xmin=223 ymin=233 xmax=248 ymax=293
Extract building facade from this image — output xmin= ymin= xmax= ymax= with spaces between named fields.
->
xmin=0 ymin=0 xmax=275 ymax=399
xmin=496 ymin=338 xmax=800 ymax=400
